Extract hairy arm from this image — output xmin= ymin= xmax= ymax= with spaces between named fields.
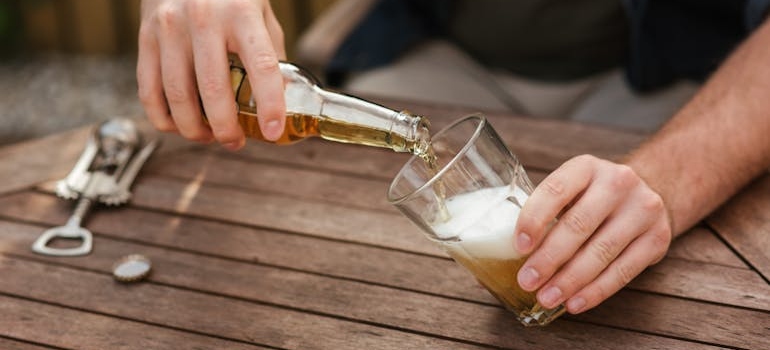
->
xmin=515 ymin=19 xmax=770 ymax=315
xmin=626 ymin=19 xmax=770 ymax=236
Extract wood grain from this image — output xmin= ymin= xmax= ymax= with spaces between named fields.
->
xmin=574 ymin=289 xmax=770 ymax=350
xmin=2 ymin=98 xmax=765 ymax=350
xmin=0 ymin=337 xmax=57 ymax=350
xmin=665 ymin=227 xmax=747 ymax=268
xmin=707 ymin=173 xmax=770 ymax=281
xmin=0 ymin=255 xmax=488 ymax=350
xmin=0 ymin=224 xmax=733 ymax=350
xmin=0 ymin=118 xmax=191 ymax=196
xmin=0 ymin=294 xmax=268 ymax=350
xmin=1 ymin=188 xmax=763 ymax=311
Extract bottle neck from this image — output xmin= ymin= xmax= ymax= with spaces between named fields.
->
xmin=315 ymin=90 xmax=430 ymax=154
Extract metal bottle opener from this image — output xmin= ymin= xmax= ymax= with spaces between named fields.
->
xmin=32 ymin=118 xmax=158 ymax=256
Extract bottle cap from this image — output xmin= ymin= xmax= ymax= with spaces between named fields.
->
xmin=112 ymin=254 xmax=152 ymax=282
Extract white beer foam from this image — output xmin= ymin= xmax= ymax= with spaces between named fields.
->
xmin=431 ymin=186 xmax=528 ymax=260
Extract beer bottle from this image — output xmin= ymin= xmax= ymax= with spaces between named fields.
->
xmin=223 ymin=56 xmax=431 ymax=156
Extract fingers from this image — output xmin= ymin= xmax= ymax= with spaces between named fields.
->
xmin=156 ymin=3 xmax=213 ymax=142
xmin=514 ymin=154 xmax=672 ymax=313
xmin=229 ymin=5 xmax=286 ymax=141
xmin=263 ymin=1 xmax=286 ymax=60
xmin=565 ymin=219 xmax=671 ymax=314
xmin=515 ymin=154 xmax=598 ymax=256
xmin=137 ymin=0 xmax=288 ymax=147
xmin=517 ymin=160 xmax=638 ymax=293
xmin=189 ymin=2 xmax=244 ymax=150
xmin=533 ymin=187 xmax=664 ymax=310
xmin=137 ymin=22 xmax=175 ymax=133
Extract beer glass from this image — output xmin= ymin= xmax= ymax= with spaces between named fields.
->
xmin=387 ymin=114 xmax=565 ymax=326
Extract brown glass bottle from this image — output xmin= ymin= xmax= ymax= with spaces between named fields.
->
xmin=227 ymin=57 xmax=431 ymax=156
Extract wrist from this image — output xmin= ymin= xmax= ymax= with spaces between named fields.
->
xmin=623 ymin=157 xmax=678 ymax=237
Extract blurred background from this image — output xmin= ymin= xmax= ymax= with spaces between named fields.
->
xmin=0 ymin=0 xmax=336 ymax=58
xmin=0 ymin=0 xmax=337 ymax=145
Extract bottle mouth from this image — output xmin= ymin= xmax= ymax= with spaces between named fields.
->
xmin=413 ymin=118 xmax=431 ymax=155
xmin=398 ymin=111 xmax=431 ymax=155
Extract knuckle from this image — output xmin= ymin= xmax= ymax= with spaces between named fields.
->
xmin=198 ymin=77 xmax=229 ymax=100
xmin=155 ymin=3 xmax=182 ymax=30
xmin=648 ymin=225 xmax=673 ymax=263
xmin=570 ymin=154 xmax=599 ymax=169
xmin=136 ymin=85 xmax=156 ymax=105
xmin=561 ymin=209 xmax=592 ymax=237
xmin=573 ymin=154 xmax=597 ymax=163
xmin=515 ymin=211 xmax=541 ymax=236
xmin=557 ymin=271 xmax=582 ymax=293
xmin=212 ymin=128 xmax=242 ymax=144
xmin=640 ymin=190 xmax=665 ymax=214
xmin=150 ymin=117 xmax=176 ymax=132
xmin=540 ymin=177 xmax=566 ymax=197
xmin=163 ymin=83 xmax=191 ymax=104
xmin=227 ymin=0 xmax=255 ymax=13
xmin=590 ymin=238 xmax=619 ymax=266
xmin=615 ymin=263 xmax=637 ymax=286
xmin=609 ymin=164 xmax=638 ymax=191
xmin=137 ymin=23 xmax=155 ymax=44
xmin=539 ymin=248 xmax=560 ymax=267
xmin=248 ymin=51 xmax=280 ymax=73
xmin=185 ymin=0 xmax=212 ymax=29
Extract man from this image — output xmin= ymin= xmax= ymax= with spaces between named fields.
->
xmin=136 ymin=0 xmax=770 ymax=314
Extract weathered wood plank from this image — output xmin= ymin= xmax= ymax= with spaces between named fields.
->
xmin=219 ymin=138 xmax=411 ymax=181
xmin=0 ymin=191 xmax=763 ymax=311
xmin=706 ymin=173 xmax=770 ymax=281
xmin=117 ymin=149 xmax=747 ymax=270
xmin=574 ymin=289 xmax=770 ymax=350
xmin=29 ymin=149 xmax=745 ymax=271
xmin=0 ymin=294 xmax=268 ymax=350
xmin=0 ymin=117 xmax=191 ymax=197
xmin=0 ymin=337 xmax=57 ymax=350
xmin=0 ymin=126 xmax=91 ymax=196
xmin=0 ymin=194 xmax=494 ymax=303
xmin=666 ymin=227 xmax=747 ymax=268
xmin=629 ymin=258 xmax=770 ymax=310
xmin=145 ymin=148 xmax=401 ymax=212
xmin=0 ymin=229 xmax=731 ymax=350
xmin=131 ymin=175 xmax=442 ymax=255
xmin=142 ymin=148 xmax=550 ymax=213
xmin=0 ymin=256 xmax=489 ymax=350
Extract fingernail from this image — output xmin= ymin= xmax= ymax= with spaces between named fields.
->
xmin=518 ymin=266 xmax=539 ymax=290
xmin=264 ymin=119 xmax=282 ymax=140
xmin=567 ymin=297 xmax=586 ymax=313
xmin=516 ymin=232 xmax=532 ymax=253
xmin=539 ymin=286 xmax=562 ymax=307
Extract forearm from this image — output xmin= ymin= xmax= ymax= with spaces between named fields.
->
xmin=625 ymin=19 xmax=770 ymax=236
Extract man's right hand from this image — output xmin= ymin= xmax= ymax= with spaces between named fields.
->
xmin=137 ymin=0 xmax=287 ymax=151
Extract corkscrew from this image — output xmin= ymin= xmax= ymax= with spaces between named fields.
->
xmin=32 ymin=118 xmax=158 ymax=256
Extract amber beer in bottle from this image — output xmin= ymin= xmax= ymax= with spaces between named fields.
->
xmin=224 ymin=56 xmax=431 ymax=156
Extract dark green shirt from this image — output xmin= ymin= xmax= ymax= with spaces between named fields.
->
xmin=448 ymin=0 xmax=628 ymax=81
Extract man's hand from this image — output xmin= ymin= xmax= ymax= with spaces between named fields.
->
xmin=137 ymin=0 xmax=286 ymax=150
xmin=515 ymin=155 xmax=672 ymax=314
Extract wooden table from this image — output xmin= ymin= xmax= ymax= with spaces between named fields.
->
xmin=0 ymin=99 xmax=768 ymax=349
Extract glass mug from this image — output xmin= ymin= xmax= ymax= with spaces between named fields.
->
xmin=387 ymin=114 xmax=565 ymax=326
